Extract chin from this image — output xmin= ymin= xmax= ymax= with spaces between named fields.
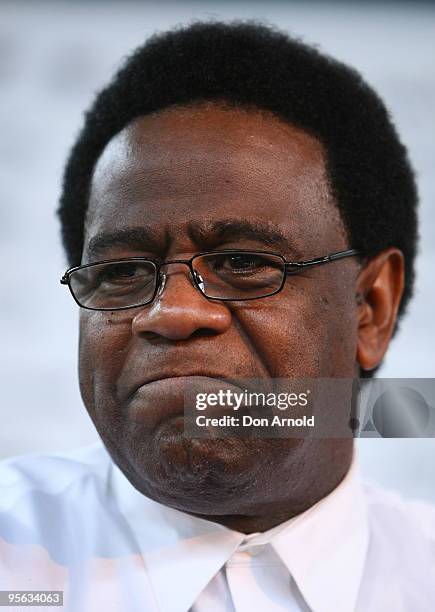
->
xmin=102 ymin=415 xmax=306 ymax=516
xmin=113 ymin=420 xmax=261 ymax=514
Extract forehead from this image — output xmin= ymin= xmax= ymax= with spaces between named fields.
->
xmin=85 ymin=104 xmax=346 ymax=259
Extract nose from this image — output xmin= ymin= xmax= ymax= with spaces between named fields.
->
xmin=131 ymin=264 xmax=232 ymax=341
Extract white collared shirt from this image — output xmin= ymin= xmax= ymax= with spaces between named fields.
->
xmin=1 ymin=442 xmax=434 ymax=611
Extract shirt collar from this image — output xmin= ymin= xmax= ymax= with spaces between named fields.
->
xmin=108 ymin=462 xmax=244 ymax=612
xmin=270 ymin=445 xmax=369 ymax=612
xmin=108 ymin=444 xmax=368 ymax=612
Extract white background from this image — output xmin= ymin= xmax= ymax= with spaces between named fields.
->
xmin=0 ymin=1 xmax=434 ymax=500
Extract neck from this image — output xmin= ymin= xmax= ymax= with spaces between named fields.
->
xmin=185 ymin=447 xmax=354 ymax=533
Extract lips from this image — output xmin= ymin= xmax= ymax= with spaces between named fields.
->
xmin=116 ymin=347 xmax=270 ymax=408
xmin=124 ymin=374 xmax=259 ymax=431
xmin=123 ymin=371 xmax=246 ymax=403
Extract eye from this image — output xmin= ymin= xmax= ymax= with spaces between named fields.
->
xmin=85 ymin=261 xmax=156 ymax=296
xmin=69 ymin=260 xmax=158 ymax=308
xmin=98 ymin=262 xmax=143 ymax=283
xmin=215 ymin=253 xmax=273 ymax=274
xmin=194 ymin=251 xmax=285 ymax=297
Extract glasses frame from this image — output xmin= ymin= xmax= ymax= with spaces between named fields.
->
xmin=60 ymin=248 xmax=360 ymax=311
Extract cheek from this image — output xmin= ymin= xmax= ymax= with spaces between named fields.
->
xmin=78 ymin=311 xmax=131 ymax=416
xmin=235 ymin=279 xmax=358 ymax=377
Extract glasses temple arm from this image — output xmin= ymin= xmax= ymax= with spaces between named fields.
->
xmin=284 ymin=248 xmax=360 ymax=272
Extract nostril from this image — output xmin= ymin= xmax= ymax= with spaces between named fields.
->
xmin=190 ymin=327 xmax=219 ymax=339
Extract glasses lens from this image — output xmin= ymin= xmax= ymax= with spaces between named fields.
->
xmin=69 ymin=260 xmax=157 ymax=309
xmin=193 ymin=252 xmax=285 ymax=299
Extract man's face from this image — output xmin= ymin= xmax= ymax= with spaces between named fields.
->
xmin=79 ymin=104 xmax=358 ymax=525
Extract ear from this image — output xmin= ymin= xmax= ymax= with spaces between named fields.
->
xmin=356 ymin=248 xmax=405 ymax=372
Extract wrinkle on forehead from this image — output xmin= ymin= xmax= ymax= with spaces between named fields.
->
xmin=89 ymin=103 xmax=327 ymax=196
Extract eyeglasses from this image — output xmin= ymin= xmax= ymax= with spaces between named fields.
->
xmin=60 ymin=248 xmax=360 ymax=311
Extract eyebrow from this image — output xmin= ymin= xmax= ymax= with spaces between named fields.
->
xmin=188 ymin=219 xmax=299 ymax=254
xmin=86 ymin=227 xmax=163 ymax=258
xmin=86 ymin=219 xmax=298 ymax=259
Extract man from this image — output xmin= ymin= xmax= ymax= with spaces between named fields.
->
xmin=1 ymin=21 xmax=433 ymax=612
